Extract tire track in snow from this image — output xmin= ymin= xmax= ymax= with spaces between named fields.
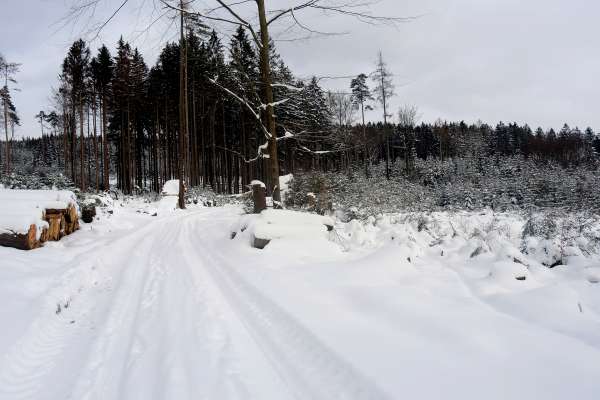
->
xmin=159 ymin=218 xmax=251 ymax=400
xmin=67 ymin=217 xmax=183 ymax=400
xmin=184 ymin=215 xmax=392 ymax=400
xmin=70 ymin=211 xmax=251 ymax=400
xmin=0 ymin=216 xmax=162 ymax=400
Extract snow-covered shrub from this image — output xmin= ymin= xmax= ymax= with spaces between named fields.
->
xmin=0 ymin=172 xmax=76 ymax=191
xmin=286 ymin=172 xmax=331 ymax=214
xmin=287 ymin=155 xmax=600 ymax=218
xmin=522 ymin=213 xmax=558 ymax=240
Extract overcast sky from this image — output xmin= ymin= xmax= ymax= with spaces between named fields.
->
xmin=1 ymin=0 xmax=599 ymax=138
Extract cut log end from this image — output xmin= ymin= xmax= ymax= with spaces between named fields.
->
xmin=1 ymin=204 xmax=80 ymax=251
xmin=0 ymin=224 xmax=40 ymax=250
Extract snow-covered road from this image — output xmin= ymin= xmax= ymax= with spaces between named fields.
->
xmin=0 ymin=204 xmax=599 ymax=399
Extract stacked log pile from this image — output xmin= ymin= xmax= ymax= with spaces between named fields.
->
xmin=0 ymin=190 xmax=80 ymax=251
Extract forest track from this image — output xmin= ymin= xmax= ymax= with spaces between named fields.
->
xmin=0 ymin=208 xmax=389 ymax=400
xmin=181 ymin=214 xmax=391 ymax=400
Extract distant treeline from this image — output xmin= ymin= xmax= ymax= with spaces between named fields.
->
xmin=1 ymin=26 xmax=598 ymax=194
xmin=3 ymin=119 xmax=598 ymax=185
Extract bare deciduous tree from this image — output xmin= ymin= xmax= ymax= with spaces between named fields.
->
xmin=372 ymin=51 xmax=394 ymax=180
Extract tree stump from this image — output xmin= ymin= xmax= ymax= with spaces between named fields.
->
xmin=251 ymin=182 xmax=267 ymax=214
xmin=81 ymin=205 xmax=96 ymax=223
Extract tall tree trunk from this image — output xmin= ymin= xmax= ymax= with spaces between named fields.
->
xmin=3 ymin=96 xmax=9 ymax=174
xmin=257 ymin=0 xmax=281 ymax=203
xmin=63 ymin=110 xmax=69 ymax=177
xmin=201 ymin=96 xmax=206 ymax=188
xmin=102 ymin=94 xmax=109 ymax=191
xmin=381 ymin=75 xmax=390 ymax=180
xmin=93 ymin=97 xmax=99 ymax=191
xmin=178 ymin=0 xmax=187 ymax=209
xmin=79 ymin=98 xmax=85 ymax=190
xmin=87 ymin=104 xmax=91 ymax=188
xmin=361 ymin=101 xmax=369 ymax=178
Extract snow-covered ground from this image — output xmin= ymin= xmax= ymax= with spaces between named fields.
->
xmin=0 ymin=198 xmax=599 ymax=400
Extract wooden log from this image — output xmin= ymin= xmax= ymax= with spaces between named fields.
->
xmin=42 ymin=204 xmax=78 ymax=239
xmin=59 ymin=215 xmax=66 ymax=238
xmin=46 ymin=215 xmax=62 ymax=241
xmin=40 ymin=226 xmax=49 ymax=243
xmin=0 ymin=224 xmax=40 ymax=250
xmin=63 ymin=205 xmax=79 ymax=234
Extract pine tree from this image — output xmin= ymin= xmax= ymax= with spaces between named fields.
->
xmin=62 ymin=39 xmax=90 ymax=189
xmin=91 ymin=45 xmax=114 ymax=190
xmin=350 ymin=73 xmax=374 ymax=177
xmin=111 ymin=37 xmax=134 ymax=192
xmin=229 ymin=26 xmax=259 ymax=188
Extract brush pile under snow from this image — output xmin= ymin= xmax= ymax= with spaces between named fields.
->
xmin=234 ymin=208 xmax=600 ymax=285
xmin=333 ymin=210 xmax=600 ymax=282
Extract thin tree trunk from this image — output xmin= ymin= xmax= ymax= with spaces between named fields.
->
xmin=361 ymin=101 xmax=369 ymax=178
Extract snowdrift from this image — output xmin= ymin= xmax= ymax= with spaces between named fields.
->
xmin=232 ymin=208 xmax=600 ymax=286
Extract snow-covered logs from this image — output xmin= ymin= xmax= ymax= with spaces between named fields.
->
xmin=0 ymin=189 xmax=80 ymax=250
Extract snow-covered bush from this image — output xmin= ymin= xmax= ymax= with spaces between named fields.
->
xmin=0 ymin=172 xmax=76 ymax=191
xmin=287 ymin=156 xmax=600 ymax=217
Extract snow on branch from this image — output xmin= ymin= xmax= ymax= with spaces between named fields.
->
xmin=271 ymin=83 xmax=304 ymax=92
xmin=260 ymin=98 xmax=289 ymax=110
xmin=216 ymin=146 xmax=261 ymax=164
xmin=296 ymin=142 xmax=367 ymax=155
xmin=208 ymin=76 xmax=272 ymax=140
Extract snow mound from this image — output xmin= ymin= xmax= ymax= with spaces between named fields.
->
xmin=232 ymin=209 xmax=336 ymax=253
xmin=254 ymin=211 xmax=331 ymax=242
xmin=161 ymin=180 xmax=180 ymax=196
xmin=0 ymin=189 xmax=77 ymax=237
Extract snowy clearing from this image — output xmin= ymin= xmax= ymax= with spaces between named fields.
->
xmin=0 ymin=199 xmax=599 ymax=400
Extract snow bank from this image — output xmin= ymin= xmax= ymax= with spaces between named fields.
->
xmin=332 ymin=210 xmax=600 ymax=290
xmin=0 ymin=189 xmax=77 ymax=237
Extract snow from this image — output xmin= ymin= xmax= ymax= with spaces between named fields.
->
xmin=279 ymin=174 xmax=292 ymax=198
xmin=249 ymin=179 xmax=266 ymax=189
xmin=0 ymin=200 xmax=599 ymax=399
xmin=271 ymin=83 xmax=303 ymax=92
xmin=161 ymin=179 xmax=180 ymax=196
xmin=0 ymin=189 xmax=77 ymax=237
